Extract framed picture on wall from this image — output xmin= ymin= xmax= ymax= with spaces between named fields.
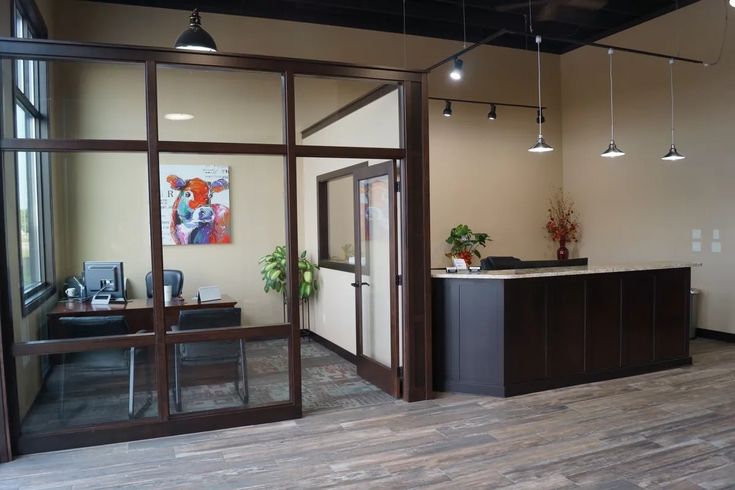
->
xmin=160 ymin=164 xmax=231 ymax=246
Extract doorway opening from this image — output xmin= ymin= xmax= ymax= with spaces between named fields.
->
xmin=294 ymin=79 xmax=404 ymax=414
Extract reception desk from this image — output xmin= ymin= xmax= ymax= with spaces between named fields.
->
xmin=432 ymin=262 xmax=698 ymax=397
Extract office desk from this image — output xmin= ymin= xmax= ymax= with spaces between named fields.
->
xmin=47 ymin=295 xmax=237 ymax=338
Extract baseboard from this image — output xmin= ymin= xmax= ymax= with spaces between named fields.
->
xmin=301 ymin=330 xmax=357 ymax=364
xmin=696 ymin=328 xmax=735 ymax=343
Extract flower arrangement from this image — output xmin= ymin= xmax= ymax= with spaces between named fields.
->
xmin=545 ymin=190 xmax=579 ymax=259
xmin=445 ymin=224 xmax=490 ymax=266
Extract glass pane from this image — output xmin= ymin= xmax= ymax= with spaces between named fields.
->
xmin=18 ymin=59 xmax=146 ymax=140
xmin=16 ymin=345 xmax=157 ymax=434
xmin=16 ymin=151 xmax=43 ymax=290
xmin=46 ymin=152 xmax=153 ymax=303
xmin=160 ymin=154 xmax=286 ymax=327
xmin=168 ymin=336 xmax=290 ymax=414
xmin=358 ymin=174 xmax=392 ymax=367
xmin=326 ymin=175 xmax=354 ymax=264
xmin=295 ymin=76 xmax=401 ymax=148
xmin=157 ymin=66 xmax=283 ymax=144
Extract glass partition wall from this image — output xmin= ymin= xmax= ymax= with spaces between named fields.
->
xmin=0 ymin=38 xmax=425 ymax=458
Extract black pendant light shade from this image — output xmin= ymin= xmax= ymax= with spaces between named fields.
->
xmin=175 ymin=9 xmax=217 ymax=52
xmin=443 ymin=100 xmax=453 ymax=117
xmin=536 ymin=109 xmax=545 ymax=124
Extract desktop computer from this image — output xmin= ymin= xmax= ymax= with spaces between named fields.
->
xmin=83 ymin=261 xmax=125 ymax=303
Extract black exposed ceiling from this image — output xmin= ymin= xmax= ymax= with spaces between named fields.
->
xmin=85 ymin=0 xmax=701 ymax=54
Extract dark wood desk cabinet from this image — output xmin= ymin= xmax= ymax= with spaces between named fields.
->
xmin=432 ymin=267 xmax=692 ymax=397
xmin=47 ymin=295 xmax=237 ymax=338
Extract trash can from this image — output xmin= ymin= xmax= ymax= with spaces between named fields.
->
xmin=689 ymin=288 xmax=700 ymax=339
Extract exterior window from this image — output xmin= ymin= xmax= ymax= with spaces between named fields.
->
xmin=13 ymin=5 xmax=53 ymax=312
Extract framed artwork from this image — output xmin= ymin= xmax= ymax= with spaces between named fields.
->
xmin=160 ymin=164 xmax=231 ymax=246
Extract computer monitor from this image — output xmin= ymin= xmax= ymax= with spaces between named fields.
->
xmin=83 ymin=261 xmax=125 ymax=300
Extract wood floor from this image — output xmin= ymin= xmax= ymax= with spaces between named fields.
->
xmin=1 ymin=338 xmax=735 ymax=489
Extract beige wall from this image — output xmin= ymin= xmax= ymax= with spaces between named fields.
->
xmin=561 ymin=0 xmax=735 ymax=334
xmin=36 ymin=0 xmax=564 ymax=269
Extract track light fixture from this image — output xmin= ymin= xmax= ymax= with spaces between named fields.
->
xmin=487 ymin=104 xmax=497 ymax=120
xmin=662 ymin=59 xmax=685 ymax=161
xmin=443 ymin=100 xmax=453 ymax=117
xmin=601 ymin=48 xmax=625 ymax=158
xmin=536 ymin=109 xmax=545 ymax=124
xmin=175 ymin=9 xmax=218 ymax=52
xmin=529 ymin=36 xmax=553 ymax=153
xmin=450 ymin=58 xmax=464 ymax=81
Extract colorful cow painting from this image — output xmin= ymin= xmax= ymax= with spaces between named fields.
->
xmin=165 ymin=174 xmax=231 ymax=245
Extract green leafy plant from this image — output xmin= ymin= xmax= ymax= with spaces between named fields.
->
xmin=445 ymin=224 xmax=490 ymax=266
xmin=259 ymin=246 xmax=319 ymax=300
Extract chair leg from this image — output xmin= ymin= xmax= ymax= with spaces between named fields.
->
xmin=128 ymin=347 xmax=136 ymax=419
xmin=174 ymin=345 xmax=182 ymax=412
xmin=238 ymin=340 xmax=249 ymax=404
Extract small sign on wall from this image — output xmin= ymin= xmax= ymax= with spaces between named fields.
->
xmin=160 ymin=165 xmax=231 ymax=246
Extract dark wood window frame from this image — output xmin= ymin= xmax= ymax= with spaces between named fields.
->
xmin=0 ymin=35 xmax=431 ymax=461
xmin=316 ymin=161 xmax=367 ymax=273
xmin=11 ymin=2 xmax=55 ymax=316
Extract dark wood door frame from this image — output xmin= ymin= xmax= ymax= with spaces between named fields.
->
xmin=0 ymin=37 xmax=432 ymax=458
xmin=352 ymin=161 xmax=400 ymax=397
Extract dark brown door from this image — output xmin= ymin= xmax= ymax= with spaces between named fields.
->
xmin=352 ymin=161 xmax=400 ymax=397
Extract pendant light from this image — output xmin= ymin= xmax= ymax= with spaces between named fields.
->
xmin=529 ymin=36 xmax=553 ymax=153
xmin=601 ymin=49 xmax=625 ymax=158
xmin=175 ymin=9 xmax=218 ymax=52
xmin=443 ymin=100 xmax=453 ymax=117
xmin=662 ymin=58 xmax=685 ymax=161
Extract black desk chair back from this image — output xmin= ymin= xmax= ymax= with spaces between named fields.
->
xmin=172 ymin=307 xmax=248 ymax=412
xmin=57 ymin=315 xmax=148 ymax=420
xmin=145 ymin=270 xmax=184 ymax=298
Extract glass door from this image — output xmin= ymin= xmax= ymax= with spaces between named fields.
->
xmin=352 ymin=161 xmax=400 ymax=397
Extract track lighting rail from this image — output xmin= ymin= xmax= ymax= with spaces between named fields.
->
xmin=428 ymin=96 xmax=543 ymax=111
xmin=425 ymin=28 xmax=705 ymax=74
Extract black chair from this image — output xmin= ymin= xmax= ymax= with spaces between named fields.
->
xmin=480 ymin=256 xmax=523 ymax=270
xmin=145 ymin=270 xmax=184 ymax=299
xmin=171 ymin=307 xmax=248 ymax=412
xmin=56 ymin=316 xmax=149 ymax=420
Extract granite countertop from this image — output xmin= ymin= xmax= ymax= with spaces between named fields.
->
xmin=430 ymin=261 xmax=702 ymax=280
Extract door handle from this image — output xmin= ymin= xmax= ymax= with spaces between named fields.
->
xmin=350 ymin=282 xmax=370 ymax=288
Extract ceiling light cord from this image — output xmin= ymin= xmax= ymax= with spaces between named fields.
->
xmin=536 ymin=35 xmax=543 ymax=137
xmin=462 ymin=0 xmax=467 ymax=49
xmin=608 ymin=48 xmax=615 ymax=141
xmin=402 ymin=0 xmax=407 ymax=68
xmin=669 ymin=58 xmax=676 ymax=145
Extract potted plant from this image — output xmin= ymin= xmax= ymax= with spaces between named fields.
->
xmin=259 ymin=246 xmax=319 ymax=322
xmin=545 ymin=190 xmax=580 ymax=260
xmin=445 ymin=224 xmax=490 ymax=267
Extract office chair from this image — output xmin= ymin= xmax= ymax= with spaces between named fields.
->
xmin=145 ymin=270 xmax=184 ymax=298
xmin=171 ymin=307 xmax=248 ymax=412
xmin=56 ymin=316 xmax=150 ymax=420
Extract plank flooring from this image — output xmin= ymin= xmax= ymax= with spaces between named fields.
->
xmin=1 ymin=338 xmax=735 ymax=489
